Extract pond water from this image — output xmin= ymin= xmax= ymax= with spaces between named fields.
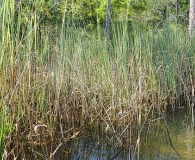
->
xmin=54 ymin=109 xmax=195 ymax=160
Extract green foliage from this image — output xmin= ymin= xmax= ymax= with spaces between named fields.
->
xmin=12 ymin=0 xmax=189 ymax=28
xmin=14 ymin=0 xmax=63 ymax=25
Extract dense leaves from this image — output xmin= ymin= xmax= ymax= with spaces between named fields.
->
xmin=12 ymin=0 xmax=189 ymax=28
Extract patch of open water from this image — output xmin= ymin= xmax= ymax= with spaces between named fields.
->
xmin=54 ymin=110 xmax=195 ymax=160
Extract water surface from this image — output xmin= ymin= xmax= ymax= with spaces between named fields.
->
xmin=55 ymin=110 xmax=195 ymax=160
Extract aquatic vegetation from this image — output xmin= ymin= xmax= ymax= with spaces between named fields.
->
xmin=0 ymin=1 xmax=194 ymax=159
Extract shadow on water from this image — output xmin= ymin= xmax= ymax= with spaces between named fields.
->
xmin=58 ymin=138 xmax=128 ymax=160
xmin=53 ymin=109 xmax=195 ymax=160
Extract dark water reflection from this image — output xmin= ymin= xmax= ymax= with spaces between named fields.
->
xmin=66 ymin=139 xmax=128 ymax=160
xmin=54 ymin=110 xmax=194 ymax=160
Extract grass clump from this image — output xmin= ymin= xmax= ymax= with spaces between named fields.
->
xmin=0 ymin=1 xmax=194 ymax=159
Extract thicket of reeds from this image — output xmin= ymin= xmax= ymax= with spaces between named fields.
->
xmin=0 ymin=0 xmax=194 ymax=159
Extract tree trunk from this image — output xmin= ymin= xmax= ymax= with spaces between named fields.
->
xmin=189 ymin=0 xmax=195 ymax=36
xmin=106 ymin=0 xmax=111 ymax=41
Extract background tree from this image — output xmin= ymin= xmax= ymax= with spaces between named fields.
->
xmin=189 ymin=0 xmax=195 ymax=35
xmin=106 ymin=0 xmax=111 ymax=40
xmin=12 ymin=0 xmax=190 ymax=30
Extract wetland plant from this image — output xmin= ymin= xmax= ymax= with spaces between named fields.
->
xmin=0 ymin=0 xmax=194 ymax=159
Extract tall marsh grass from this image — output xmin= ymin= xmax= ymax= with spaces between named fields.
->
xmin=0 ymin=0 xmax=194 ymax=159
